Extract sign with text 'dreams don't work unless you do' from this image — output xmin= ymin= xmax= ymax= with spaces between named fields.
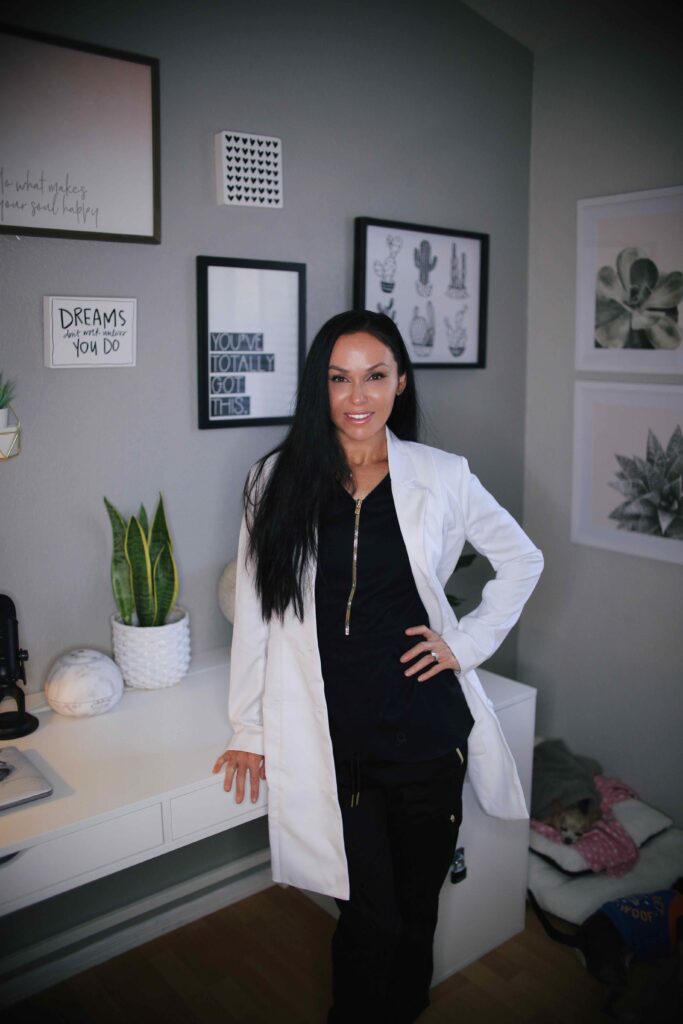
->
xmin=44 ymin=297 xmax=137 ymax=368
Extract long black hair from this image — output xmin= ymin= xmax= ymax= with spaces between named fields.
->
xmin=245 ymin=309 xmax=419 ymax=622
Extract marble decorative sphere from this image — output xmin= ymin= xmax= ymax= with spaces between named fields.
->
xmin=45 ymin=649 xmax=123 ymax=717
xmin=218 ymin=559 xmax=237 ymax=623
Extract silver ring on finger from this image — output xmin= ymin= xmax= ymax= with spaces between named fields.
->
xmin=430 ymin=650 xmax=440 ymax=662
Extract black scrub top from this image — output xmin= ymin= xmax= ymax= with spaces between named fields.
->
xmin=314 ymin=473 xmax=474 ymax=762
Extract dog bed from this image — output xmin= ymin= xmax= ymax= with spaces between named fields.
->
xmin=530 ymin=797 xmax=672 ymax=874
xmin=528 ymin=826 xmax=683 ymax=924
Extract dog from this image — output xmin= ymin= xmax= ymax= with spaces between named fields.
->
xmin=540 ymin=796 xmax=602 ymax=843
xmin=528 ymin=883 xmax=683 ymax=1021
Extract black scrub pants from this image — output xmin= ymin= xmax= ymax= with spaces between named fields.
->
xmin=327 ymin=745 xmax=468 ymax=1024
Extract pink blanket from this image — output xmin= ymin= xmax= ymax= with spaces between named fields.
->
xmin=531 ymin=774 xmax=639 ymax=876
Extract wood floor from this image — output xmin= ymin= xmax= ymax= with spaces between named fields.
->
xmin=5 ymin=886 xmax=681 ymax=1023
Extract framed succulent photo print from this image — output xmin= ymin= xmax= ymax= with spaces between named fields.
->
xmin=571 ymin=381 xmax=683 ymax=564
xmin=354 ymin=217 xmax=488 ymax=368
xmin=197 ymin=257 xmax=305 ymax=428
xmin=575 ymin=185 xmax=683 ymax=374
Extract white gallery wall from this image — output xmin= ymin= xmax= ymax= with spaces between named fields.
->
xmin=518 ymin=28 xmax=683 ymax=824
xmin=0 ymin=0 xmax=534 ymax=695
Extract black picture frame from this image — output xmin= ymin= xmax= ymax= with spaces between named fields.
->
xmin=197 ymin=256 xmax=306 ymax=429
xmin=0 ymin=23 xmax=160 ymax=243
xmin=354 ymin=216 xmax=488 ymax=368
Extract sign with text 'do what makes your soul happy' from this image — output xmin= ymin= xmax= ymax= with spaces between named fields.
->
xmin=44 ymin=297 xmax=136 ymax=367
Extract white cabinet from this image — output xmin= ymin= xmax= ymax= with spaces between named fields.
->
xmin=433 ymin=673 xmax=535 ymax=981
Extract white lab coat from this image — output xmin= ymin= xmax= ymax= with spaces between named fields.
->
xmin=226 ymin=428 xmax=544 ymax=900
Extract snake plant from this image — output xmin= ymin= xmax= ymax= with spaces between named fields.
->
xmin=103 ymin=494 xmax=179 ymax=626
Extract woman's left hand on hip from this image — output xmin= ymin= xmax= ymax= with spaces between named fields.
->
xmin=400 ymin=624 xmax=461 ymax=681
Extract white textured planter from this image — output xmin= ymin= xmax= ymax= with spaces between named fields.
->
xmin=111 ymin=606 xmax=191 ymax=689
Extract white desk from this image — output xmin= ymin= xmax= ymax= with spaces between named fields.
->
xmin=0 ymin=649 xmax=266 ymax=917
xmin=0 ymin=650 xmax=536 ymax=990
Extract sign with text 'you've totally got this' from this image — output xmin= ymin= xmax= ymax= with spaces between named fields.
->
xmin=44 ymin=297 xmax=137 ymax=368
xmin=198 ymin=258 xmax=305 ymax=428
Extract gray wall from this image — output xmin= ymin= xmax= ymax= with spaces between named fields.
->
xmin=1 ymin=1 xmax=532 ymax=953
xmin=0 ymin=0 xmax=533 ymax=693
xmin=518 ymin=30 xmax=683 ymax=823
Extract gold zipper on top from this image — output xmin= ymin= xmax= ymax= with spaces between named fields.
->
xmin=344 ymin=497 xmax=363 ymax=635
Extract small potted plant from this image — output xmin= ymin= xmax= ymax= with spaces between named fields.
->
xmin=0 ymin=372 xmax=16 ymax=430
xmin=104 ymin=494 xmax=191 ymax=688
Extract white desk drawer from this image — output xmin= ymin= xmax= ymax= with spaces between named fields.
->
xmin=0 ymin=804 xmax=163 ymax=908
xmin=170 ymin=781 xmax=267 ymax=840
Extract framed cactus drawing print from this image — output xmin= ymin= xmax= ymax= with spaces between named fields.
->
xmin=575 ymin=185 xmax=683 ymax=374
xmin=354 ymin=217 xmax=488 ymax=368
xmin=571 ymin=382 xmax=683 ymax=564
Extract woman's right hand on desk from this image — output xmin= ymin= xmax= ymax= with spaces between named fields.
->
xmin=212 ymin=750 xmax=266 ymax=804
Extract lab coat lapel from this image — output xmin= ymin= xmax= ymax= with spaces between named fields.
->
xmin=386 ymin=429 xmax=442 ymax=627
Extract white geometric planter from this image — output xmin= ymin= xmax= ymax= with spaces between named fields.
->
xmin=111 ymin=606 xmax=191 ymax=689
xmin=0 ymin=404 xmax=21 ymax=460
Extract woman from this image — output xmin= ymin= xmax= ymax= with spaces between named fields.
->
xmin=213 ymin=310 xmax=543 ymax=1023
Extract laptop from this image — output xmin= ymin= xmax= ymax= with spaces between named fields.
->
xmin=0 ymin=747 xmax=53 ymax=811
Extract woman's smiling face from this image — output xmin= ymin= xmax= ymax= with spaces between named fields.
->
xmin=327 ymin=331 xmax=406 ymax=449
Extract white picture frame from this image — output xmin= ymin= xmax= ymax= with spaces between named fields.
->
xmin=44 ymin=296 xmax=137 ymax=368
xmin=214 ymin=130 xmax=283 ymax=209
xmin=571 ymin=381 xmax=683 ymax=563
xmin=575 ymin=185 xmax=683 ymax=374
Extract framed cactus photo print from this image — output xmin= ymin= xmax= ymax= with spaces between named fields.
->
xmin=571 ymin=382 xmax=683 ymax=564
xmin=354 ymin=217 xmax=488 ymax=368
xmin=575 ymin=185 xmax=683 ymax=374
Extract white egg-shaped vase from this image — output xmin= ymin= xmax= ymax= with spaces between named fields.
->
xmin=111 ymin=606 xmax=191 ymax=689
xmin=45 ymin=649 xmax=124 ymax=717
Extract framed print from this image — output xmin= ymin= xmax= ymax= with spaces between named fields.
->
xmin=571 ymin=381 xmax=683 ymax=564
xmin=197 ymin=257 xmax=305 ymax=428
xmin=354 ymin=217 xmax=488 ymax=368
xmin=214 ymin=129 xmax=283 ymax=208
xmin=0 ymin=24 xmax=160 ymax=243
xmin=575 ymin=185 xmax=683 ymax=374
xmin=43 ymin=296 xmax=136 ymax=368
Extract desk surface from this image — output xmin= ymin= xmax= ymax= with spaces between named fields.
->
xmin=0 ymin=649 xmax=534 ymax=857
